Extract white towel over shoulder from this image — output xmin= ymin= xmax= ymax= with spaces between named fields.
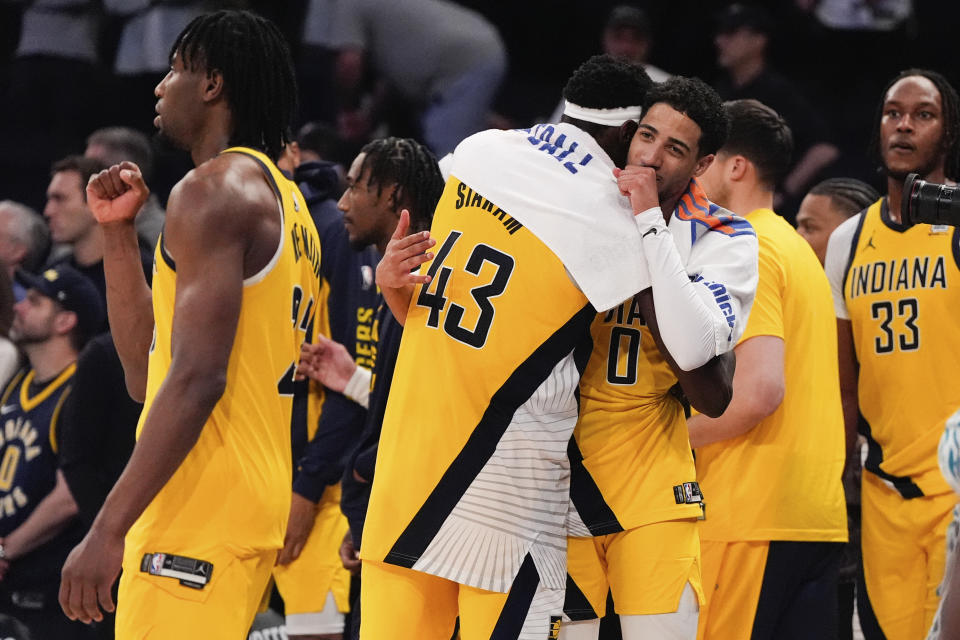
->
xmin=449 ymin=123 xmax=649 ymax=312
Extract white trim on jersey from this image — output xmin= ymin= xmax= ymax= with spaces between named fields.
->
xmin=244 ymin=194 xmax=286 ymax=287
xmin=824 ymin=213 xmax=861 ymax=320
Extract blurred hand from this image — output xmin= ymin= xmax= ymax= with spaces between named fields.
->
xmin=614 ymin=166 xmax=659 ymax=215
xmin=339 ymin=533 xmax=361 ymax=574
xmin=276 ymin=493 xmax=319 ymax=566
xmin=86 ymin=162 xmax=150 ymax=226
xmin=297 ymin=335 xmax=357 ymax=392
xmin=375 ymin=209 xmax=435 ymax=291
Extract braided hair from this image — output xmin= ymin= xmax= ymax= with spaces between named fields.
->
xmin=808 ymin=177 xmax=880 ymax=217
xmin=359 ymin=137 xmax=445 ymax=232
xmin=171 ymin=10 xmax=297 ymax=161
xmin=868 ymin=68 xmax=960 ymax=182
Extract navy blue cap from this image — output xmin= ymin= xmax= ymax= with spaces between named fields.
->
xmin=16 ymin=265 xmax=105 ymax=337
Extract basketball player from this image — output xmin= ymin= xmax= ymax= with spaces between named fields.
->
xmin=561 ymin=79 xmax=759 ymax=640
xmin=692 ymin=99 xmax=848 ymax=639
xmin=58 ymin=11 xmax=323 ymax=639
xmin=272 ymin=131 xmax=380 ymax=640
xmin=297 ymin=136 xmax=445 ymax=640
xmin=0 ymin=264 xmax=102 ymax=639
xmin=824 ymin=69 xmax=960 ymax=640
xmin=796 ymin=178 xmax=880 ymax=265
xmin=362 ymin=55 xmax=659 ymax=639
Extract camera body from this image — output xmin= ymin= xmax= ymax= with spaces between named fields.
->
xmin=902 ymin=173 xmax=960 ymax=227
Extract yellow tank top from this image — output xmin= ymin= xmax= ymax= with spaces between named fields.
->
xmin=126 ymin=147 xmax=323 ymax=556
xmin=697 ymin=209 xmax=847 ymax=542
xmin=843 ymin=199 xmax=960 ymax=497
xmin=362 ymin=176 xmax=594 ymax=592
xmin=572 ymin=297 xmax=700 ymax=534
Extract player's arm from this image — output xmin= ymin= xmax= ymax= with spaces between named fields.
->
xmin=87 ymin=163 xmax=155 ymax=401
xmin=60 ymin=168 xmax=253 ymax=624
xmin=687 ymin=336 xmax=785 ymax=447
xmin=2 ymin=470 xmax=78 ymax=563
xmin=634 ymin=290 xmax=734 ymax=417
xmin=375 ymin=210 xmax=435 ymax=325
xmin=298 ymin=336 xmax=371 ymax=408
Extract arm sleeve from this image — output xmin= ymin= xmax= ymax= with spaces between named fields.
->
xmin=635 ymin=207 xmax=759 ymax=370
xmin=825 ymin=214 xmax=859 ymax=320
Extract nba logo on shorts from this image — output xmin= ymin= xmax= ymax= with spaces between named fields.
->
xmin=361 ymin=265 xmax=375 ymax=290
xmin=549 ymin=616 xmax=562 ymax=639
xmin=151 ymin=553 xmax=165 ymax=574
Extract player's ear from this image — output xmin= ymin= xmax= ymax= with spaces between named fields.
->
xmin=692 ymin=153 xmax=716 ymax=178
xmin=203 ymin=69 xmax=225 ymax=102
xmin=619 ymin=120 xmax=639 ymax=145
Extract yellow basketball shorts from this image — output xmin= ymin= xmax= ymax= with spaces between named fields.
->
xmin=116 ymin=545 xmax=275 ymax=640
xmin=273 ymin=486 xmax=352 ymax=618
xmin=564 ymin=518 xmax=702 ymax=619
xmin=858 ymin=471 xmax=956 ymax=640
xmin=360 ymin=556 xmax=564 ymax=640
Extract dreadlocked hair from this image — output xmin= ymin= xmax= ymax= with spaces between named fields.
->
xmin=171 ymin=10 xmax=297 ymax=161
xmin=562 ymin=54 xmax=652 ymax=110
xmin=359 ymin=137 xmax=445 ymax=233
xmin=868 ymin=68 xmax=960 ymax=181
xmin=645 ymin=76 xmax=727 ymax=157
xmin=808 ymin=177 xmax=880 ymax=217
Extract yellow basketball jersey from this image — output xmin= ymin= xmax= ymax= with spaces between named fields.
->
xmin=362 ymin=176 xmax=595 ymax=593
xmin=126 ymin=146 xmax=323 ymax=556
xmin=843 ymin=199 xmax=960 ymax=497
xmin=571 ymin=298 xmax=700 ymax=534
xmin=696 ymin=209 xmax=847 ymax=542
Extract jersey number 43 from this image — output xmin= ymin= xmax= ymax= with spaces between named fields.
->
xmin=415 ymin=230 xmax=515 ymax=349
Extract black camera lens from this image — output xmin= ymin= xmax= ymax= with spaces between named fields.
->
xmin=903 ymin=173 xmax=960 ymax=226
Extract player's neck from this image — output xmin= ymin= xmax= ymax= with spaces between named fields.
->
xmin=190 ymin=119 xmax=233 ymax=167
xmin=727 ymin=185 xmax=773 ymax=218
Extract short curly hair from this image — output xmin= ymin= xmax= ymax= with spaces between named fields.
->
xmin=643 ymin=76 xmax=728 ymax=157
xmin=562 ymin=54 xmax=652 ymax=110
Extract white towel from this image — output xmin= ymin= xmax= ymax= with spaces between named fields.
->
xmin=449 ymin=123 xmax=649 ymax=312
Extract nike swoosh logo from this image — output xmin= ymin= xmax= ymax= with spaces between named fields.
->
xmin=0 ymin=405 xmax=16 ymax=415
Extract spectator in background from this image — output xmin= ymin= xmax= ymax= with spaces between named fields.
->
xmin=796 ymin=177 xmax=879 ymax=265
xmin=713 ymin=3 xmax=840 ymax=220
xmin=84 ymin=127 xmax=165 ymax=251
xmin=43 ymin=155 xmax=152 ymax=312
xmin=0 ymin=264 xmax=103 ymax=640
xmin=57 ymin=330 xmax=141 ymax=640
xmin=101 ymin=0 xmax=206 ymax=131
xmin=548 ymin=4 xmax=670 ymax=123
xmin=601 ymin=5 xmax=670 ymax=83
xmin=306 ymin=0 xmax=507 ymax=156
xmin=0 ymin=201 xmax=50 ymax=299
